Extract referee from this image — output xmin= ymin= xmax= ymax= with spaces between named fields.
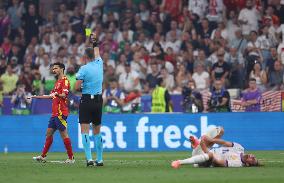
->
xmin=75 ymin=32 xmax=104 ymax=167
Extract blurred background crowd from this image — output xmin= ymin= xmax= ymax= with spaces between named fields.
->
xmin=0 ymin=0 xmax=284 ymax=114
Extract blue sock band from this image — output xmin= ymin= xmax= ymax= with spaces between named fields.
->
xmin=81 ymin=133 xmax=92 ymax=161
xmin=94 ymin=133 xmax=103 ymax=162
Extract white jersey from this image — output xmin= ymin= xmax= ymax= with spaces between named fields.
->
xmin=211 ymin=143 xmax=245 ymax=167
xmin=192 ymin=127 xmax=223 ymax=156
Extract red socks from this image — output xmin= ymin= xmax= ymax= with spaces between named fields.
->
xmin=63 ymin=138 xmax=74 ymax=159
xmin=41 ymin=136 xmax=73 ymax=159
xmin=41 ymin=136 xmax=53 ymax=157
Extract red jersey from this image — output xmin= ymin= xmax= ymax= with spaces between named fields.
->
xmin=51 ymin=76 xmax=70 ymax=117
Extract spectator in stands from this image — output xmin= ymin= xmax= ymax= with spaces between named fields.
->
xmin=7 ymin=0 xmax=25 ymax=38
xmin=0 ymin=7 xmax=10 ymax=45
xmin=227 ymin=47 xmax=245 ymax=89
xmin=256 ymin=25 xmax=278 ymax=67
xmin=192 ymin=63 xmax=210 ymax=91
xmin=241 ymin=78 xmax=261 ymax=112
xmin=0 ymin=54 xmax=6 ymax=76
xmin=22 ymin=3 xmax=43 ymax=45
xmin=208 ymin=79 xmax=231 ymax=112
xmin=130 ymin=52 xmax=147 ymax=80
xmin=188 ymin=0 xmax=208 ymax=19
xmin=268 ymin=60 xmax=284 ymax=91
xmin=146 ymin=62 xmax=160 ymax=90
xmin=175 ymin=63 xmax=192 ymax=94
xmin=182 ymin=80 xmax=203 ymax=113
xmin=245 ymin=30 xmax=263 ymax=78
xmin=160 ymin=0 xmax=182 ymax=20
xmin=238 ymin=0 xmax=260 ymax=37
xmin=211 ymin=48 xmax=230 ymax=85
xmin=11 ymin=83 xmax=31 ymax=115
xmin=229 ymin=28 xmax=247 ymax=55
xmin=226 ymin=10 xmax=241 ymax=46
xmin=32 ymin=71 xmax=43 ymax=95
xmin=206 ymin=0 xmax=224 ymax=23
xmin=103 ymin=78 xmax=125 ymax=113
xmin=249 ymin=62 xmax=267 ymax=92
xmin=160 ymin=67 xmax=174 ymax=92
xmin=266 ymin=47 xmax=278 ymax=74
xmin=119 ymin=62 xmax=141 ymax=93
xmin=0 ymin=64 xmax=18 ymax=95
xmin=194 ymin=49 xmax=211 ymax=73
xmin=151 ymin=77 xmax=172 ymax=113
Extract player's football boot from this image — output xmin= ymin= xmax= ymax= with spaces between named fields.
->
xmin=189 ymin=136 xmax=200 ymax=149
xmin=95 ymin=160 xmax=104 ymax=166
xmin=64 ymin=157 xmax=75 ymax=164
xmin=86 ymin=160 xmax=95 ymax=167
xmin=171 ymin=160 xmax=181 ymax=169
xmin=32 ymin=155 xmax=46 ymax=163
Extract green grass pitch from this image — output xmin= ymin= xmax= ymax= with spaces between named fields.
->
xmin=0 ymin=151 xmax=283 ymax=183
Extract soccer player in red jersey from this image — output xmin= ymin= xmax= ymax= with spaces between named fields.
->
xmin=29 ymin=62 xmax=74 ymax=163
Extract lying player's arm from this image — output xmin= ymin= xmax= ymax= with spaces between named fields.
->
xmin=200 ymin=136 xmax=233 ymax=153
xmin=211 ymin=138 xmax=233 ymax=147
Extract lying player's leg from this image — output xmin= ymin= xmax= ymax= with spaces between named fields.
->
xmin=191 ymin=126 xmax=224 ymax=156
xmin=171 ymin=152 xmax=214 ymax=169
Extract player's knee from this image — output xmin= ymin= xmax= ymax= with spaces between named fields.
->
xmin=218 ymin=127 xmax=224 ymax=138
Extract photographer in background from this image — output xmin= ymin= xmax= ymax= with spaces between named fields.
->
xmin=208 ymin=79 xmax=231 ymax=112
xmin=11 ymin=83 xmax=32 ymax=115
xmin=103 ymin=77 xmax=125 ymax=113
xmin=182 ymin=80 xmax=203 ymax=113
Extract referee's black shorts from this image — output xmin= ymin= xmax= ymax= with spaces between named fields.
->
xmin=79 ymin=94 xmax=103 ymax=126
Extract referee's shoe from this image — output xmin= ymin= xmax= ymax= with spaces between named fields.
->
xmin=86 ymin=160 xmax=94 ymax=167
xmin=95 ymin=160 xmax=104 ymax=166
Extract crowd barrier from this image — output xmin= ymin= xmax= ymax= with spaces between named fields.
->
xmin=2 ymin=91 xmax=284 ymax=115
xmin=0 ymin=112 xmax=283 ymax=152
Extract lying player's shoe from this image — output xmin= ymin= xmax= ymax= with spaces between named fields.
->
xmin=64 ymin=157 xmax=75 ymax=164
xmin=86 ymin=160 xmax=95 ymax=167
xmin=189 ymin=136 xmax=200 ymax=149
xmin=171 ymin=160 xmax=181 ymax=169
xmin=33 ymin=155 xmax=46 ymax=163
xmin=95 ymin=160 xmax=104 ymax=166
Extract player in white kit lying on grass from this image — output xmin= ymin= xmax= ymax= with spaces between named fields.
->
xmin=172 ymin=134 xmax=260 ymax=168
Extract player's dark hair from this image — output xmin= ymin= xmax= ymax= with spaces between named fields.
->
xmin=53 ymin=62 xmax=65 ymax=72
xmin=85 ymin=47 xmax=94 ymax=59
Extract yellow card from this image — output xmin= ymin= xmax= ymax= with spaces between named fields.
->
xmin=85 ymin=28 xmax=91 ymax=36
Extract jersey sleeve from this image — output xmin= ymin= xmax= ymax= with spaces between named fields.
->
xmin=61 ymin=78 xmax=70 ymax=95
xmin=76 ymin=66 xmax=85 ymax=80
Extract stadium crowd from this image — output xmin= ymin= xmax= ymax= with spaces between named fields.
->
xmin=0 ymin=0 xmax=284 ymax=113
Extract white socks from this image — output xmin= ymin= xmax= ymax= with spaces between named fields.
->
xmin=179 ymin=154 xmax=209 ymax=165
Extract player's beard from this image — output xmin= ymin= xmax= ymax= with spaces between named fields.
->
xmin=54 ymin=74 xmax=59 ymax=80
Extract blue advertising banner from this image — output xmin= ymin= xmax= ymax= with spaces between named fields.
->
xmin=0 ymin=112 xmax=283 ymax=152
